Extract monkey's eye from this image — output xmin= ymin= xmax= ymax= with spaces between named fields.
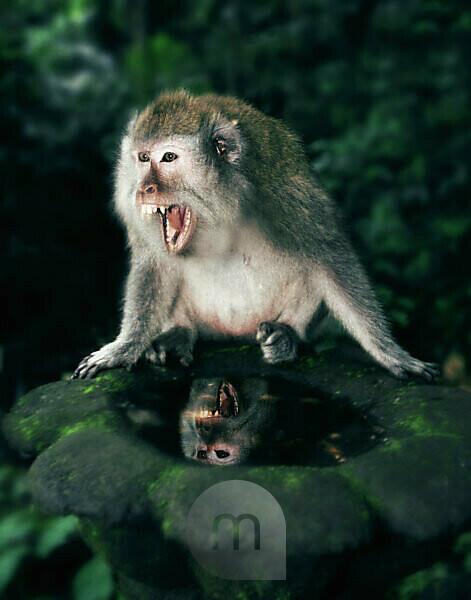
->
xmin=215 ymin=450 xmax=230 ymax=459
xmin=161 ymin=152 xmax=178 ymax=162
xmin=214 ymin=137 xmax=227 ymax=157
xmin=138 ymin=152 xmax=150 ymax=162
xmin=197 ymin=450 xmax=208 ymax=460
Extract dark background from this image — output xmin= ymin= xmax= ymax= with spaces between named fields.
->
xmin=1 ymin=0 xmax=470 ymax=597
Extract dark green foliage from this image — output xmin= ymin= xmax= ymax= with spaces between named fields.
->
xmin=0 ymin=462 xmax=113 ymax=598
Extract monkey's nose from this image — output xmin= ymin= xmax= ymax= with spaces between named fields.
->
xmin=140 ymin=183 xmax=157 ymax=194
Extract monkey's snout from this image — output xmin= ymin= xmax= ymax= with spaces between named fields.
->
xmin=137 ymin=182 xmax=158 ymax=198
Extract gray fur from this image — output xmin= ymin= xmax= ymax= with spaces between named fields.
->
xmin=73 ymin=91 xmax=438 ymax=381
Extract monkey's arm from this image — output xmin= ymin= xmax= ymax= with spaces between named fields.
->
xmin=316 ymin=242 xmax=438 ymax=381
xmin=73 ymin=256 xmax=175 ymax=379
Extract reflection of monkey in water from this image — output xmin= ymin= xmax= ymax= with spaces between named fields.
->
xmin=73 ymin=90 xmax=437 ymax=381
xmin=179 ymin=378 xmax=274 ymax=466
xmin=178 ymin=377 xmax=380 ymax=466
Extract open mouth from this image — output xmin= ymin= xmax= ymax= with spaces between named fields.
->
xmin=196 ymin=381 xmax=240 ymax=425
xmin=139 ymin=203 xmax=196 ymax=253
xmin=215 ymin=381 xmax=239 ymax=417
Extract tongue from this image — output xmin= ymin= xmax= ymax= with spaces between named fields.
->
xmin=167 ymin=206 xmax=184 ymax=232
xmin=218 ymin=383 xmax=238 ymax=417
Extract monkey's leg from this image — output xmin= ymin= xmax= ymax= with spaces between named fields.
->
xmin=318 ymin=256 xmax=439 ymax=381
xmin=256 ymin=322 xmax=298 ymax=364
xmin=73 ymin=259 xmax=172 ymax=379
xmin=145 ymin=326 xmax=196 ymax=367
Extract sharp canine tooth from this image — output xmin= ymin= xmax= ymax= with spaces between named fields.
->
xmin=152 ymin=206 xmax=157 ymax=214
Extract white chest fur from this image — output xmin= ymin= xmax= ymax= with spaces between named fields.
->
xmin=178 ymin=222 xmax=308 ymax=338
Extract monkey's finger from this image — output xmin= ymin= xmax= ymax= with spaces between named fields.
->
xmin=421 ymin=362 xmax=440 ymax=382
xmin=73 ymin=362 xmax=98 ymax=379
xmin=75 ymin=357 xmax=99 ymax=376
xmin=145 ymin=348 xmax=160 ymax=364
xmin=424 ymin=361 xmax=440 ymax=375
xmin=419 ymin=369 xmax=434 ymax=383
xmin=72 ymin=356 xmax=94 ymax=379
xmin=81 ymin=360 xmax=110 ymax=379
xmin=402 ymin=360 xmax=440 ymax=383
xmin=75 ymin=355 xmax=111 ymax=379
xmin=262 ymin=330 xmax=285 ymax=347
xmin=256 ymin=322 xmax=274 ymax=343
xmin=76 ymin=351 xmax=99 ymax=368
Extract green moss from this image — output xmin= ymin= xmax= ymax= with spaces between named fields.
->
xmin=148 ymin=463 xmax=191 ymax=520
xmin=399 ymin=413 xmax=436 ymax=436
xmin=397 ymin=412 xmax=460 ymax=439
xmin=338 ymin=466 xmax=384 ymax=514
xmin=148 ymin=464 xmax=189 ymax=495
xmin=59 ymin=413 xmax=120 ymax=438
xmin=161 ymin=517 xmax=173 ymax=537
xmin=82 ymin=371 xmax=131 ymax=395
xmin=79 ymin=519 xmax=108 ymax=556
xmin=17 ymin=414 xmax=42 ymax=441
xmin=281 ymin=470 xmax=310 ymax=490
xmin=296 ymin=355 xmax=318 ymax=372
xmin=82 ymin=385 xmax=97 ymax=394
xmin=379 ymin=439 xmax=403 ymax=452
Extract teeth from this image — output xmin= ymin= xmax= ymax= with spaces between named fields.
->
xmin=139 ymin=203 xmax=193 ymax=250
xmin=140 ymin=205 xmax=159 ymax=216
xmin=166 ymin=223 xmax=177 ymax=244
xmin=198 ymin=408 xmax=215 ymax=418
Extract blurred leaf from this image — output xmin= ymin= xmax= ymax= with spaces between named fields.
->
xmin=433 ymin=217 xmax=471 ymax=239
xmin=0 ymin=544 xmax=29 ymax=594
xmin=72 ymin=556 xmax=114 ymax=600
xmin=36 ymin=515 xmax=79 ymax=558
xmin=0 ymin=509 xmax=37 ymax=549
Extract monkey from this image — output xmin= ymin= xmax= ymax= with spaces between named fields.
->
xmin=179 ymin=378 xmax=274 ymax=466
xmin=73 ymin=90 xmax=438 ymax=381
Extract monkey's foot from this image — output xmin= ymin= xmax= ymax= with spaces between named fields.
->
xmin=389 ymin=356 xmax=440 ymax=383
xmin=72 ymin=341 xmax=142 ymax=379
xmin=147 ymin=327 xmax=194 ymax=367
xmin=256 ymin=321 xmax=298 ymax=364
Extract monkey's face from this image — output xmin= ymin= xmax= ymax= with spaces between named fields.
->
xmin=127 ymin=130 xmax=245 ymax=255
xmin=180 ymin=378 xmax=273 ymax=466
xmin=116 ymin=93 xmax=248 ymax=254
xmin=133 ymin=138 xmax=201 ymax=254
xmin=180 ymin=380 xmax=243 ymax=465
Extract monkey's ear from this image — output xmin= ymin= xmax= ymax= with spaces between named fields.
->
xmin=211 ymin=118 xmax=242 ymax=164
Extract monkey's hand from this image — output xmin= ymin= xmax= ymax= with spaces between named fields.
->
xmin=145 ymin=327 xmax=195 ymax=367
xmin=388 ymin=355 xmax=440 ymax=382
xmin=72 ymin=340 xmax=144 ymax=379
xmin=256 ymin=321 xmax=298 ymax=364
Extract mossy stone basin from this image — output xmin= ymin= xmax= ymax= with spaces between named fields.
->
xmin=3 ymin=343 xmax=471 ymax=599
